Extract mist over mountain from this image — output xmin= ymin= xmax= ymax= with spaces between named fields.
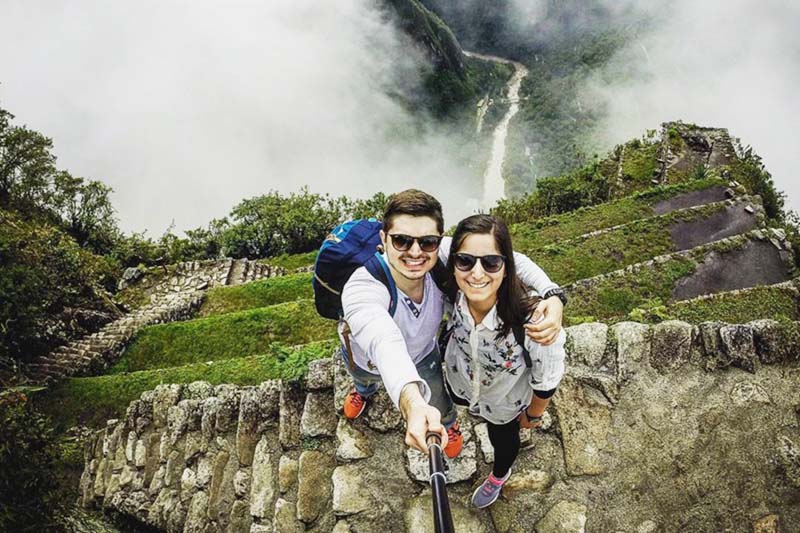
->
xmin=423 ymin=0 xmax=800 ymax=211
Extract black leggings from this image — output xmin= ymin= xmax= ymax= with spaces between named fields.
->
xmin=487 ymin=418 xmax=520 ymax=478
xmin=449 ymin=384 xmax=556 ymax=478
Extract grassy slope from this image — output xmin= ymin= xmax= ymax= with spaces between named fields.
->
xmin=628 ymin=283 xmax=800 ymax=325
xmin=528 ymin=201 xmax=731 ymax=285
xmin=199 ymin=272 xmax=313 ymax=317
xmin=37 ymin=340 xmax=337 ymax=430
xmin=111 ymin=299 xmax=337 ymax=373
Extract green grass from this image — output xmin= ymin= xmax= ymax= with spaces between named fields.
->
xmin=36 ymin=340 xmax=337 ymax=430
xmin=267 ymin=251 xmax=317 ymax=271
xmin=627 ymin=284 xmax=800 ymax=324
xmin=516 ymin=197 xmax=732 ymax=285
xmin=199 ymin=272 xmax=313 ymax=317
xmin=110 ymin=299 xmax=337 ymax=373
xmin=506 ymin=177 xmax=728 ymax=238
xmin=532 ymin=222 xmax=675 ymax=285
xmin=566 ymin=255 xmax=698 ymax=320
xmin=619 ymin=140 xmax=661 ymax=188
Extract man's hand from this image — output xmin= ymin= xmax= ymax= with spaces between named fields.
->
xmin=524 ymin=296 xmax=564 ymax=345
xmin=399 ymin=383 xmax=447 ymax=454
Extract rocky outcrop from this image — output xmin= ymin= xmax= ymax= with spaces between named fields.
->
xmin=80 ymin=321 xmax=800 ymax=532
xmin=26 ymin=259 xmax=286 ymax=384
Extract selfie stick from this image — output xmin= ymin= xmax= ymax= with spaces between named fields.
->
xmin=426 ymin=432 xmax=455 ymax=533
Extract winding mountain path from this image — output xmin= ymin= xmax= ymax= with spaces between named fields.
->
xmin=464 ymin=51 xmax=529 ymax=210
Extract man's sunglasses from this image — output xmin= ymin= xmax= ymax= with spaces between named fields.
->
xmin=453 ymin=253 xmax=506 ymax=273
xmin=388 ymin=234 xmax=443 ymax=252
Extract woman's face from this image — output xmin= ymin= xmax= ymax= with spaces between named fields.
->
xmin=454 ymin=232 xmax=505 ymax=309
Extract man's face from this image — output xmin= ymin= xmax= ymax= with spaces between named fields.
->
xmin=380 ymin=214 xmax=441 ymax=283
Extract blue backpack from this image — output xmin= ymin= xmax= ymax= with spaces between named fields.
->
xmin=312 ymin=219 xmax=398 ymax=320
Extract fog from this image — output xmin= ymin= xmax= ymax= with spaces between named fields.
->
xmin=0 ymin=1 xmax=475 ymax=235
xmin=586 ymin=0 xmax=800 ymax=212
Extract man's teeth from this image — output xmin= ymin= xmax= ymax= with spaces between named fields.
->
xmin=468 ymin=281 xmax=490 ymax=288
xmin=403 ymin=258 xmax=425 ymax=266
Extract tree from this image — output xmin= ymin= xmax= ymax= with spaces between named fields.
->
xmin=49 ymin=171 xmax=118 ymax=254
xmin=0 ymin=108 xmax=57 ymax=210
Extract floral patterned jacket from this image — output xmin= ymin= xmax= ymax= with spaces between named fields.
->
xmin=443 ymin=291 xmax=566 ymax=425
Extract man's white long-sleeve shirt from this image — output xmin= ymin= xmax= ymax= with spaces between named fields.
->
xmin=338 ymin=236 xmax=559 ymax=408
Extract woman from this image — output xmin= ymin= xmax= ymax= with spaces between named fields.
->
xmin=442 ymin=214 xmax=566 ymax=509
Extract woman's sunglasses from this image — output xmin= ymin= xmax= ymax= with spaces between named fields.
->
xmin=388 ymin=234 xmax=443 ymax=253
xmin=453 ymin=253 xmax=506 ymax=273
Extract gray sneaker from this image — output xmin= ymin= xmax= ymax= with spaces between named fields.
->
xmin=471 ymin=470 xmax=511 ymax=508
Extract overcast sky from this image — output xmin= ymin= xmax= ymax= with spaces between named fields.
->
xmin=0 ymin=1 xmax=476 ymax=235
xmin=1 ymin=1 xmax=798 ymax=235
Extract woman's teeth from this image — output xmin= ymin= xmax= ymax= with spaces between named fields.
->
xmin=468 ymin=280 xmax=490 ymax=289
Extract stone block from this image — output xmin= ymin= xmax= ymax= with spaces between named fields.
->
xmin=650 ymin=320 xmax=693 ymax=372
xmin=363 ymin=390 xmax=403 ymax=432
xmin=227 ymin=499 xmax=253 ymax=533
xmin=565 ymin=322 xmax=609 ymax=368
xmin=297 ymin=450 xmax=334 ymax=524
xmin=750 ymin=319 xmax=800 ymax=364
xmin=183 ymin=380 xmax=214 ymax=400
xmin=336 ymin=419 xmax=372 ymax=461
xmin=503 ymin=469 xmax=551 ymax=496
xmin=279 ymin=383 xmax=305 ymax=450
xmin=279 ymin=455 xmax=298 ymax=494
xmin=535 ymin=500 xmax=588 ymax=533
xmin=332 ymin=464 xmax=373 ymax=516
xmin=719 ymin=324 xmax=757 ymax=373
xmin=183 ymin=490 xmax=209 ymax=533
xmin=214 ymin=385 xmax=242 ymax=434
xmin=152 ymin=384 xmax=182 ymax=429
xmin=406 ymin=439 xmax=477 ymax=484
xmin=554 ymin=376 xmax=612 ymax=476
xmin=305 ymin=358 xmax=334 ymax=390
xmin=405 ymin=492 xmax=487 ymax=532
xmin=300 ymin=391 xmax=337 ymax=438
xmin=237 ymin=383 xmax=280 ymax=466
xmin=274 ymin=498 xmax=304 ymax=533
xmin=250 ymin=436 xmax=276 ymax=519
xmin=233 ymin=469 xmax=251 ymax=498
xmin=610 ymin=321 xmax=650 ymax=382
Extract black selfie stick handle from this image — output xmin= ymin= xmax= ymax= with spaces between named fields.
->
xmin=427 ymin=432 xmax=455 ymax=533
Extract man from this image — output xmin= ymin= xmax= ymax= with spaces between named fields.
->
xmin=339 ymin=189 xmax=564 ymax=458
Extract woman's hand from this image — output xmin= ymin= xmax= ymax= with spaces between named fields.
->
xmin=518 ymin=411 xmax=543 ymax=429
xmin=524 ymin=296 xmax=564 ymax=345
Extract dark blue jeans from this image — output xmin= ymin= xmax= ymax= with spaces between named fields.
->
xmin=340 ymin=345 xmax=457 ymax=427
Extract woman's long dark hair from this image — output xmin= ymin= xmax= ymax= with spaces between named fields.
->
xmin=445 ymin=214 xmax=537 ymax=339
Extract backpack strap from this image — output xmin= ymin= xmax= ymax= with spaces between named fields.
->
xmin=512 ymin=323 xmax=533 ymax=368
xmin=363 ymin=252 xmax=398 ymax=316
xmin=342 ymin=252 xmax=397 ymax=372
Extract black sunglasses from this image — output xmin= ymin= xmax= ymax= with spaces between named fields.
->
xmin=453 ymin=253 xmax=506 ymax=273
xmin=388 ymin=233 xmax=443 ymax=252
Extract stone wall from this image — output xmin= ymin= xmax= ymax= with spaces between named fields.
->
xmin=80 ymin=320 xmax=800 ymax=532
xmin=26 ymin=258 xmax=286 ymax=383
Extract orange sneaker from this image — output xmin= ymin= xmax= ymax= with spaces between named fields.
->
xmin=344 ymin=389 xmax=367 ymax=419
xmin=443 ymin=421 xmax=463 ymax=459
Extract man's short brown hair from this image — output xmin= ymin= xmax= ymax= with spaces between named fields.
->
xmin=383 ymin=189 xmax=444 ymax=234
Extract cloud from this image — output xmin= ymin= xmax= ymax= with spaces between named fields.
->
xmin=0 ymin=0 xmax=478 ymax=234
xmin=583 ymin=0 xmax=800 ymax=211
